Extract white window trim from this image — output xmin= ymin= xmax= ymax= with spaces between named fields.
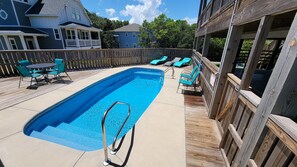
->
xmin=53 ymin=28 xmax=61 ymax=40
xmin=66 ymin=29 xmax=76 ymax=39
xmin=8 ymin=38 xmax=18 ymax=50
xmin=14 ymin=0 xmax=29 ymax=4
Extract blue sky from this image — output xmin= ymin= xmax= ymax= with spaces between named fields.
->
xmin=80 ymin=0 xmax=200 ymax=25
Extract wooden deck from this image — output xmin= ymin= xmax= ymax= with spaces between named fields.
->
xmin=0 ymin=69 xmax=103 ymax=111
xmin=184 ymin=94 xmax=225 ymax=167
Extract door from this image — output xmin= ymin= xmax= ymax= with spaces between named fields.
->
xmin=25 ymin=38 xmax=35 ymax=49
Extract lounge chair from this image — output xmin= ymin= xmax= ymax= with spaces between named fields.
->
xmin=177 ymin=69 xmax=201 ymax=93
xmin=150 ymin=56 xmax=168 ymax=65
xmin=173 ymin=57 xmax=192 ymax=67
xmin=48 ymin=59 xmax=71 ymax=82
xmin=164 ymin=57 xmax=181 ymax=66
xmin=16 ymin=66 xmax=42 ymax=88
xmin=180 ymin=64 xmax=200 ymax=79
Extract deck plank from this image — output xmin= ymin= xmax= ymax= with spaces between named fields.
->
xmin=184 ymin=94 xmax=226 ymax=167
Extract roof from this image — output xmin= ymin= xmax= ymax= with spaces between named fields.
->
xmin=0 ymin=27 xmax=48 ymax=36
xmin=59 ymin=22 xmax=102 ymax=32
xmin=113 ymin=24 xmax=141 ymax=32
xmin=26 ymin=0 xmax=69 ymax=16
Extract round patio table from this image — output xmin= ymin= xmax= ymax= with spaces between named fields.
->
xmin=26 ymin=63 xmax=56 ymax=69
xmin=26 ymin=63 xmax=56 ymax=82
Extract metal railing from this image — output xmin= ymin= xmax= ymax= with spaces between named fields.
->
xmin=101 ymin=101 xmax=131 ymax=166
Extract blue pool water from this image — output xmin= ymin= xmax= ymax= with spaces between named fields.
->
xmin=24 ymin=68 xmax=164 ymax=151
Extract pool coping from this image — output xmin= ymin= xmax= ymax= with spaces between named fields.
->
xmin=0 ymin=65 xmax=186 ymax=167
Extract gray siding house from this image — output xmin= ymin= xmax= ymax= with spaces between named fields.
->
xmin=0 ymin=0 xmax=101 ymax=50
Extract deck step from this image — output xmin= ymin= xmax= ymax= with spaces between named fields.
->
xmin=32 ymin=126 xmax=102 ymax=151
xmin=30 ymin=131 xmax=94 ymax=151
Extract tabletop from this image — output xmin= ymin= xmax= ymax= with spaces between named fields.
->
xmin=26 ymin=63 xmax=56 ymax=69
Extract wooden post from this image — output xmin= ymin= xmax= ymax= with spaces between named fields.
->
xmin=208 ymin=25 xmax=243 ymax=119
xmin=240 ymin=16 xmax=274 ymax=90
xmin=202 ymin=33 xmax=211 ymax=57
xmin=233 ymin=12 xmax=297 ymax=166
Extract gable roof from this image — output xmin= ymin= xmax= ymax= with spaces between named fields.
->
xmin=113 ymin=24 xmax=141 ymax=32
xmin=26 ymin=0 xmax=68 ymax=16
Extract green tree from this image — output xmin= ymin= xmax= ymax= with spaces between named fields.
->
xmin=86 ymin=10 xmax=129 ymax=48
xmin=139 ymin=14 xmax=196 ymax=49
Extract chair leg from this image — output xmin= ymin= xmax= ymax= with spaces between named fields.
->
xmin=176 ymin=82 xmax=180 ymax=93
xmin=30 ymin=77 xmax=33 ymax=87
xmin=18 ymin=76 xmax=22 ymax=88
xmin=65 ymin=71 xmax=72 ymax=80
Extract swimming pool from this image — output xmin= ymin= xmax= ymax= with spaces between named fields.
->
xmin=24 ymin=68 xmax=164 ymax=151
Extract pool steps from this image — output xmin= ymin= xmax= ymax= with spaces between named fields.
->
xmin=30 ymin=122 xmax=112 ymax=151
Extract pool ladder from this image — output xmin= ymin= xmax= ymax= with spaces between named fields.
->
xmin=164 ymin=66 xmax=175 ymax=78
xmin=101 ymin=101 xmax=131 ymax=166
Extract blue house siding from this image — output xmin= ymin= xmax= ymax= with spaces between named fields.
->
xmin=37 ymin=28 xmax=64 ymax=49
xmin=115 ymin=32 xmax=141 ymax=48
xmin=13 ymin=1 xmax=32 ymax=26
xmin=0 ymin=1 xmax=18 ymax=25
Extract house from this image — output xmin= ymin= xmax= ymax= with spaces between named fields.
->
xmin=0 ymin=0 xmax=101 ymax=50
xmin=113 ymin=23 xmax=141 ymax=48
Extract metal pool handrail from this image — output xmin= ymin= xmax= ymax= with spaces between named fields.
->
xmin=101 ymin=101 xmax=131 ymax=166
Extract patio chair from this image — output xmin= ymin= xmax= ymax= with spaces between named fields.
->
xmin=177 ymin=69 xmax=201 ymax=93
xmin=18 ymin=60 xmax=41 ymax=73
xmin=16 ymin=66 xmax=42 ymax=88
xmin=48 ymin=59 xmax=71 ymax=82
xmin=180 ymin=64 xmax=201 ymax=79
xmin=164 ymin=57 xmax=181 ymax=66
xmin=173 ymin=57 xmax=192 ymax=67
xmin=150 ymin=56 xmax=168 ymax=65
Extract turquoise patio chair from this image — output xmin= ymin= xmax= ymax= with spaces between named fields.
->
xmin=150 ymin=56 xmax=168 ymax=65
xmin=16 ymin=66 xmax=42 ymax=88
xmin=173 ymin=57 xmax=192 ymax=67
xmin=18 ymin=60 xmax=41 ymax=73
xmin=48 ymin=58 xmax=71 ymax=82
xmin=180 ymin=64 xmax=201 ymax=79
xmin=177 ymin=69 xmax=201 ymax=93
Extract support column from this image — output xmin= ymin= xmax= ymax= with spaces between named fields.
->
xmin=208 ymin=25 xmax=243 ymax=119
xmin=202 ymin=33 xmax=211 ymax=57
xmin=98 ymin=31 xmax=102 ymax=48
xmin=240 ymin=16 xmax=274 ymax=90
xmin=19 ymin=35 xmax=27 ymax=50
xmin=233 ymin=12 xmax=297 ymax=166
xmin=3 ymin=35 xmax=11 ymax=50
xmin=88 ymin=31 xmax=92 ymax=47
xmin=33 ymin=36 xmax=40 ymax=49
xmin=74 ymin=29 xmax=80 ymax=47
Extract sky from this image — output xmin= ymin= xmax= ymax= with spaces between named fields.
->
xmin=80 ymin=0 xmax=200 ymax=25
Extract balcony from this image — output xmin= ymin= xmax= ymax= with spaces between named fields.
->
xmin=65 ymin=39 xmax=101 ymax=48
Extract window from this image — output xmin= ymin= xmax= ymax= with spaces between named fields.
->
xmin=9 ymin=38 xmax=18 ymax=50
xmin=53 ymin=29 xmax=61 ymax=40
xmin=66 ymin=29 xmax=76 ymax=39
xmin=72 ymin=8 xmax=81 ymax=20
xmin=125 ymin=33 xmax=128 ymax=37
xmin=126 ymin=43 xmax=129 ymax=47
xmin=15 ymin=0 xmax=28 ymax=3
xmin=133 ymin=43 xmax=137 ymax=48
xmin=132 ymin=33 xmax=136 ymax=38
xmin=80 ymin=31 xmax=89 ymax=40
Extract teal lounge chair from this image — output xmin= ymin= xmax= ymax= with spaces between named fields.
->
xmin=180 ymin=64 xmax=201 ymax=79
xmin=173 ymin=57 xmax=192 ymax=67
xmin=150 ymin=56 xmax=168 ymax=65
xmin=48 ymin=59 xmax=71 ymax=82
xmin=16 ymin=66 xmax=42 ymax=88
xmin=177 ymin=69 xmax=201 ymax=93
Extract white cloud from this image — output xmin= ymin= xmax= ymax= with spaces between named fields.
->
xmin=96 ymin=12 xmax=100 ymax=16
xmin=120 ymin=0 xmax=162 ymax=24
xmin=106 ymin=8 xmax=116 ymax=17
xmin=110 ymin=17 xmax=119 ymax=21
xmin=184 ymin=17 xmax=197 ymax=24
